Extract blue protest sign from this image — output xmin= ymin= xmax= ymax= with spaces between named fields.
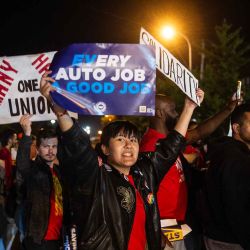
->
xmin=49 ymin=43 xmax=156 ymax=115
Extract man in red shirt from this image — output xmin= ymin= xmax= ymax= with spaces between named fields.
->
xmin=140 ymin=94 xmax=240 ymax=250
xmin=0 ymin=129 xmax=17 ymax=193
xmin=0 ymin=129 xmax=18 ymax=250
xmin=17 ymin=114 xmax=63 ymax=250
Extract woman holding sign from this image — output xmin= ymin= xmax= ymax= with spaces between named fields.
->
xmin=40 ymin=71 xmax=204 ymax=250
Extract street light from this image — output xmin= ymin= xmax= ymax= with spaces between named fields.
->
xmin=83 ymin=126 xmax=91 ymax=135
xmin=162 ymin=26 xmax=192 ymax=70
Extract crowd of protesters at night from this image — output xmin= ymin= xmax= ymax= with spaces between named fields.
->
xmin=0 ymin=70 xmax=249 ymax=250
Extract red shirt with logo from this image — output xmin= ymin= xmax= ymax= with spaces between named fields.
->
xmin=140 ymin=128 xmax=187 ymax=221
xmin=44 ymin=167 xmax=63 ymax=240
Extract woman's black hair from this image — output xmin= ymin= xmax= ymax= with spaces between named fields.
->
xmin=94 ymin=142 xmax=107 ymax=163
xmin=100 ymin=120 xmax=140 ymax=147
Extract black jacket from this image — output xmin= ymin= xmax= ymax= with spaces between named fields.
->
xmin=16 ymin=135 xmax=62 ymax=244
xmin=203 ymin=136 xmax=250 ymax=249
xmin=59 ymin=122 xmax=186 ymax=250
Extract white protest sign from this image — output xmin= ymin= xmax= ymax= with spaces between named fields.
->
xmin=140 ymin=27 xmax=199 ymax=105
xmin=0 ymin=52 xmax=77 ymax=124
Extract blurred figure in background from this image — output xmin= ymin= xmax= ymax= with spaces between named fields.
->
xmin=140 ymin=93 xmax=240 ymax=250
xmin=0 ymin=129 xmax=18 ymax=250
xmin=0 ymin=159 xmax=7 ymax=250
xmin=203 ymin=103 xmax=250 ymax=250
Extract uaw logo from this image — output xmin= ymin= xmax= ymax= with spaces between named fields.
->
xmin=94 ymin=102 xmax=107 ymax=112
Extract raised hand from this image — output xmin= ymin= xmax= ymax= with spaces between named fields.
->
xmin=40 ymin=70 xmax=66 ymax=116
xmin=19 ymin=114 xmax=33 ymax=136
xmin=184 ymin=88 xmax=205 ymax=110
xmin=227 ymin=91 xmax=244 ymax=112
xmin=40 ymin=70 xmax=55 ymax=101
xmin=174 ymin=88 xmax=204 ymax=137
xmin=39 ymin=72 xmax=73 ymax=132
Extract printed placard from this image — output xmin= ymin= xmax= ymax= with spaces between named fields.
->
xmin=49 ymin=43 xmax=156 ymax=116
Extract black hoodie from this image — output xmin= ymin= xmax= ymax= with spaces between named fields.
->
xmin=203 ymin=136 xmax=250 ymax=249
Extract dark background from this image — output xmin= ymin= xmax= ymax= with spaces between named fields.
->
xmin=1 ymin=0 xmax=250 ymax=66
xmin=1 ymin=0 xmax=250 ymax=135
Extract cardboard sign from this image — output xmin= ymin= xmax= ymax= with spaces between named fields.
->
xmin=0 ymin=52 xmax=77 ymax=124
xmin=140 ymin=27 xmax=199 ymax=105
xmin=0 ymin=52 xmax=56 ymax=124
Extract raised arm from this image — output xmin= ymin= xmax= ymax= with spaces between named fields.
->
xmin=149 ymin=89 xmax=204 ymax=184
xmin=40 ymin=71 xmax=73 ymax=132
xmin=39 ymin=71 xmax=99 ymax=184
xmin=174 ymin=88 xmax=204 ymax=137
xmin=16 ymin=114 xmax=33 ymax=177
xmin=187 ymin=95 xmax=240 ymax=144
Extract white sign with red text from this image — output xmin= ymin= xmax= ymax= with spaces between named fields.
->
xmin=140 ymin=27 xmax=199 ymax=105
xmin=0 ymin=52 xmax=59 ymax=124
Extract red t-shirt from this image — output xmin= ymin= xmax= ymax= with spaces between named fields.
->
xmin=127 ymin=175 xmax=146 ymax=250
xmin=44 ymin=167 xmax=63 ymax=240
xmin=185 ymin=144 xmax=206 ymax=169
xmin=0 ymin=147 xmax=13 ymax=191
xmin=140 ymin=128 xmax=187 ymax=221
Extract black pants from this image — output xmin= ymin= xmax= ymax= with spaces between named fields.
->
xmin=23 ymin=237 xmax=60 ymax=250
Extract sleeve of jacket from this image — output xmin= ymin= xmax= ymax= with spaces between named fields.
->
xmin=16 ymin=135 xmax=32 ymax=179
xmin=222 ymin=152 xmax=250 ymax=249
xmin=59 ymin=121 xmax=99 ymax=187
xmin=150 ymin=129 xmax=186 ymax=187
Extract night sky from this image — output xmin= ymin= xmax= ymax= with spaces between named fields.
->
xmin=1 ymin=0 xmax=250 ymax=68
xmin=0 ymin=0 xmax=250 ymax=133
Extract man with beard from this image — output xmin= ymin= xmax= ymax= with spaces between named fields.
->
xmin=140 ymin=94 xmax=240 ymax=250
xmin=16 ymin=114 xmax=63 ymax=250
xmin=203 ymin=103 xmax=250 ymax=250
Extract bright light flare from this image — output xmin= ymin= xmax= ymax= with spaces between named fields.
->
xmin=83 ymin=126 xmax=91 ymax=134
xmin=162 ymin=26 xmax=176 ymax=39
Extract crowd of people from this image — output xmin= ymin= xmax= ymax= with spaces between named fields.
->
xmin=0 ymin=70 xmax=249 ymax=250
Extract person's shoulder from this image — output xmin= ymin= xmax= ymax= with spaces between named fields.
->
xmin=0 ymin=147 xmax=8 ymax=154
xmin=222 ymin=137 xmax=249 ymax=155
xmin=136 ymin=153 xmax=154 ymax=173
xmin=0 ymin=147 xmax=10 ymax=160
